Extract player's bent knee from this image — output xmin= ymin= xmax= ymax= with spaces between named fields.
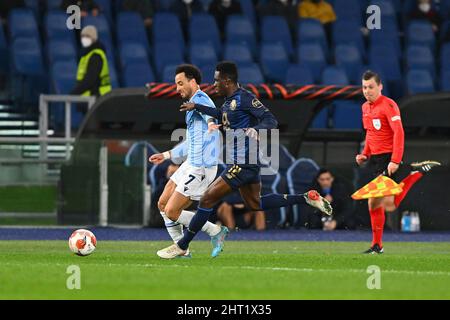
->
xmin=164 ymin=206 xmax=181 ymax=221
xmin=157 ymin=200 xmax=166 ymax=213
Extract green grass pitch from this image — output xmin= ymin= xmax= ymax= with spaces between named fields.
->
xmin=1 ymin=240 xmax=450 ymax=299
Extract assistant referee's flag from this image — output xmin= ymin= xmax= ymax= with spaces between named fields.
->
xmin=352 ymin=175 xmax=404 ymax=200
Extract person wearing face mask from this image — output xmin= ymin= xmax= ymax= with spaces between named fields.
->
xmin=70 ymin=25 xmax=111 ymax=102
xmin=409 ymin=0 xmax=441 ymax=34
xmin=170 ymin=0 xmax=205 ymax=33
xmin=208 ymin=0 xmax=242 ymax=38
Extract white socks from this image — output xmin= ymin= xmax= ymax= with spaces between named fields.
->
xmin=177 ymin=210 xmax=221 ymax=237
xmin=160 ymin=211 xmax=183 ymax=242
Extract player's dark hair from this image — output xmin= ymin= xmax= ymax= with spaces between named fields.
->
xmin=362 ymin=70 xmax=381 ymax=85
xmin=216 ymin=61 xmax=238 ymax=84
xmin=175 ymin=64 xmax=202 ymax=84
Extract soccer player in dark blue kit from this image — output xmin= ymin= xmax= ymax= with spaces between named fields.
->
xmin=157 ymin=61 xmax=332 ymax=259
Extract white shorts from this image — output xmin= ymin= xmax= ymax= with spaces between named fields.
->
xmin=170 ymin=162 xmax=218 ymax=201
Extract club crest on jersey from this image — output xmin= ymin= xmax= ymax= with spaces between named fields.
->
xmin=252 ymin=98 xmax=263 ymax=108
xmin=372 ymin=119 xmax=381 ymax=130
xmin=230 ymin=99 xmax=237 ymax=111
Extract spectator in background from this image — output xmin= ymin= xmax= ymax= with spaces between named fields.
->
xmin=0 ymin=0 xmax=25 ymax=24
xmin=216 ymin=192 xmax=266 ymax=231
xmin=298 ymin=0 xmax=336 ymax=40
xmin=208 ymin=0 xmax=242 ymax=39
xmin=409 ymin=0 xmax=441 ymax=34
xmin=258 ymin=0 xmax=297 ymax=32
xmin=71 ymin=25 xmax=111 ymax=113
xmin=122 ymin=0 xmax=154 ymax=28
xmin=61 ymin=0 xmax=99 ymax=17
xmin=170 ymin=0 xmax=205 ymax=32
xmin=311 ymin=169 xmax=355 ymax=231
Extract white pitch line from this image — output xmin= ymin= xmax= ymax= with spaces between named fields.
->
xmin=1 ymin=261 xmax=450 ymax=277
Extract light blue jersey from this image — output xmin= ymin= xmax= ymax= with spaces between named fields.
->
xmin=171 ymin=89 xmax=219 ymax=167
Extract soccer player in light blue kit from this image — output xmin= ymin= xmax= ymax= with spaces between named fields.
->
xmin=149 ymin=64 xmax=228 ymax=258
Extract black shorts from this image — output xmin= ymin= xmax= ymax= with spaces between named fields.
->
xmin=368 ymin=153 xmax=409 ymax=183
xmin=221 ymin=164 xmax=261 ymax=190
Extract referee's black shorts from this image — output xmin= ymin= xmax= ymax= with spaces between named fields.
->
xmin=368 ymin=153 xmax=410 ymax=183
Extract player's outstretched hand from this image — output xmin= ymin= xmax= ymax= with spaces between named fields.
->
xmin=149 ymin=153 xmax=165 ymax=165
xmin=245 ymin=128 xmax=259 ymax=140
xmin=180 ymin=102 xmax=195 ymax=112
xmin=356 ymin=154 xmax=368 ymax=166
xmin=208 ymin=122 xmax=222 ymax=133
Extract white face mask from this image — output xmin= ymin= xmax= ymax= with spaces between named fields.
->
xmin=183 ymin=0 xmax=193 ymax=4
xmin=81 ymin=37 xmax=93 ymax=48
xmin=419 ymin=3 xmax=431 ymax=12
xmin=222 ymin=0 xmax=232 ymax=7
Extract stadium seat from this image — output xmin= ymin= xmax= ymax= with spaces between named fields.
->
xmin=406 ymin=20 xmax=435 ymax=51
xmin=334 ymin=44 xmax=363 ymax=84
xmin=297 ymin=19 xmax=329 ymax=58
xmin=332 ymin=20 xmax=365 ymax=58
xmin=47 ymin=39 xmax=77 ymax=64
xmin=125 ymin=141 xmax=159 ymax=169
xmin=284 ymin=64 xmax=314 ymax=85
xmin=441 ymin=70 xmax=450 ymax=92
xmin=310 ymin=107 xmax=329 ymax=129
xmin=200 ymin=65 xmax=215 ymax=84
xmin=239 ymin=0 xmax=257 ymax=29
xmin=119 ymin=43 xmax=149 ymax=70
xmin=368 ymin=0 xmax=397 ymax=18
xmin=123 ymin=62 xmax=155 ymax=88
xmin=95 ymin=0 xmax=113 ymax=25
xmin=223 ymin=42 xmax=253 ymax=64
xmin=333 ymin=102 xmax=362 ymax=129
xmin=405 ymin=45 xmax=435 ymax=77
xmin=46 ymin=0 xmax=63 ymax=10
xmin=333 ymin=0 xmax=363 ymax=24
xmin=321 ymin=66 xmax=349 ymax=85
xmin=260 ymin=15 xmax=294 ymax=57
xmin=369 ymin=28 xmax=401 ymax=59
xmin=406 ymin=69 xmax=435 ymax=94
xmin=11 ymin=37 xmax=44 ymax=76
xmin=161 ymin=64 xmax=178 ymax=83
xmin=117 ymin=12 xmax=150 ymax=52
xmin=153 ymin=42 xmax=184 ymax=77
xmin=82 ymin=15 xmax=113 ymax=46
xmin=8 ymin=8 xmax=39 ymax=40
xmin=45 ymin=10 xmax=77 ymax=48
xmin=154 ymin=0 xmax=177 ymax=12
xmin=259 ymin=42 xmax=289 ymax=83
xmin=238 ymin=63 xmax=264 ymax=84
xmin=152 ymin=13 xmax=185 ymax=53
xmin=108 ymin=62 xmax=119 ymax=88
xmin=189 ymin=43 xmax=218 ymax=69
xmin=440 ymin=43 xmax=450 ymax=72
xmin=189 ymin=13 xmax=221 ymax=55
xmin=225 ymin=15 xmax=257 ymax=55
xmin=369 ymin=44 xmax=402 ymax=81
xmin=286 ymin=158 xmax=320 ymax=227
xmin=297 ymin=43 xmax=326 ymax=83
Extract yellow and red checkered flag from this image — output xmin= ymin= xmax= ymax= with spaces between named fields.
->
xmin=352 ymin=175 xmax=404 ymax=200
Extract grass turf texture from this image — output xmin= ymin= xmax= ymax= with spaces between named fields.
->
xmin=1 ymin=241 xmax=450 ymax=299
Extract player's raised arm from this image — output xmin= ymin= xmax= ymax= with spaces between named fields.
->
xmin=180 ymin=102 xmax=222 ymax=119
xmin=245 ymin=97 xmax=278 ymax=130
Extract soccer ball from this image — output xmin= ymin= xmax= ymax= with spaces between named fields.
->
xmin=69 ymin=229 xmax=97 ymax=256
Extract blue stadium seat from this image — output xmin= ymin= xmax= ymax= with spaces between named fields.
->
xmin=297 ymin=43 xmax=326 ymax=83
xmin=284 ymin=64 xmax=314 ymax=85
xmin=161 ymin=64 xmax=178 ymax=83
xmin=189 ymin=13 xmax=221 ymax=55
xmin=82 ymin=14 xmax=112 ymax=47
xmin=368 ymin=0 xmax=397 ymax=18
xmin=95 ymin=0 xmax=113 ymax=25
xmin=117 ymin=12 xmax=150 ymax=52
xmin=440 ymin=43 xmax=450 ymax=72
xmin=310 ymin=107 xmax=328 ymax=129
xmin=321 ymin=66 xmax=349 ymax=85
xmin=333 ymin=0 xmax=363 ymax=24
xmin=261 ymin=15 xmax=294 ymax=57
xmin=297 ymin=19 xmax=329 ymax=58
xmin=119 ymin=43 xmax=149 ymax=69
xmin=0 ymin=24 xmax=8 ymax=74
xmin=152 ymin=13 xmax=185 ymax=53
xmin=259 ymin=42 xmax=289 ymax=83
xmin=46 ymin=0 xmax=63 ymax=10
xmin=286 ymin=158 xmax=320 ymax=226
xmin=225 ymin=15 xmax=257 ymax=55
xmin=47 ymin=39 xmax=77 ymax=64
xmin=189 ymin=43 xmax=218 ymax=69
xmin=154 ymin=0 xmax=177 ymax=12
xmin=123 ymin=62 xmax=155 ymax=88
xmin=11 ymin=37 xmax=44 ymax=76
xmin=8 ymin=8 xmax=39 ymax=40
xmin=405 ymin=45 xmax=435 ymax=77
xmin=239 ymin=0 xmax=257 ymax=29
xmin=200 ymin=65 xmax=215 ymax=84
xmin=333 ymin=102 xmax=362 ymax=129
xmin=51 ymin=61 xmax=76 ymax=94
xmin=223 ymin=42 xmax=253 ymax=64
xmin=441 ymin=70 xmax=450 ymax=92
xmin=153 ymin=42 xmax=184 ymax=77
xmin=440 ymin=20 xmax=450 ymax=43
xmin=406 ymin=69 xmax=435 ymax=94
xmin=334 ymin=44 xmax=363 ymax=84
xmin=369 ymin=44 xmax=402 ymax=81
xmin=332 ymin=20 xmax=365 ymax=58
xmin=369 ymin=28 xmax=401 ymax=59
xmin=45 ymin=10 xmax=77 ymax=48
xmin=237 ymin=63 xmax=264 ymax=84
xmin=108 ymin=62 xmax=119 ymax=88
xmin=406 ymin=20 xmax=435 ymax=51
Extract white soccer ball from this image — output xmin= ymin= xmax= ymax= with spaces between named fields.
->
xmin=69 ymin=229 xmax=97 ymax=256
